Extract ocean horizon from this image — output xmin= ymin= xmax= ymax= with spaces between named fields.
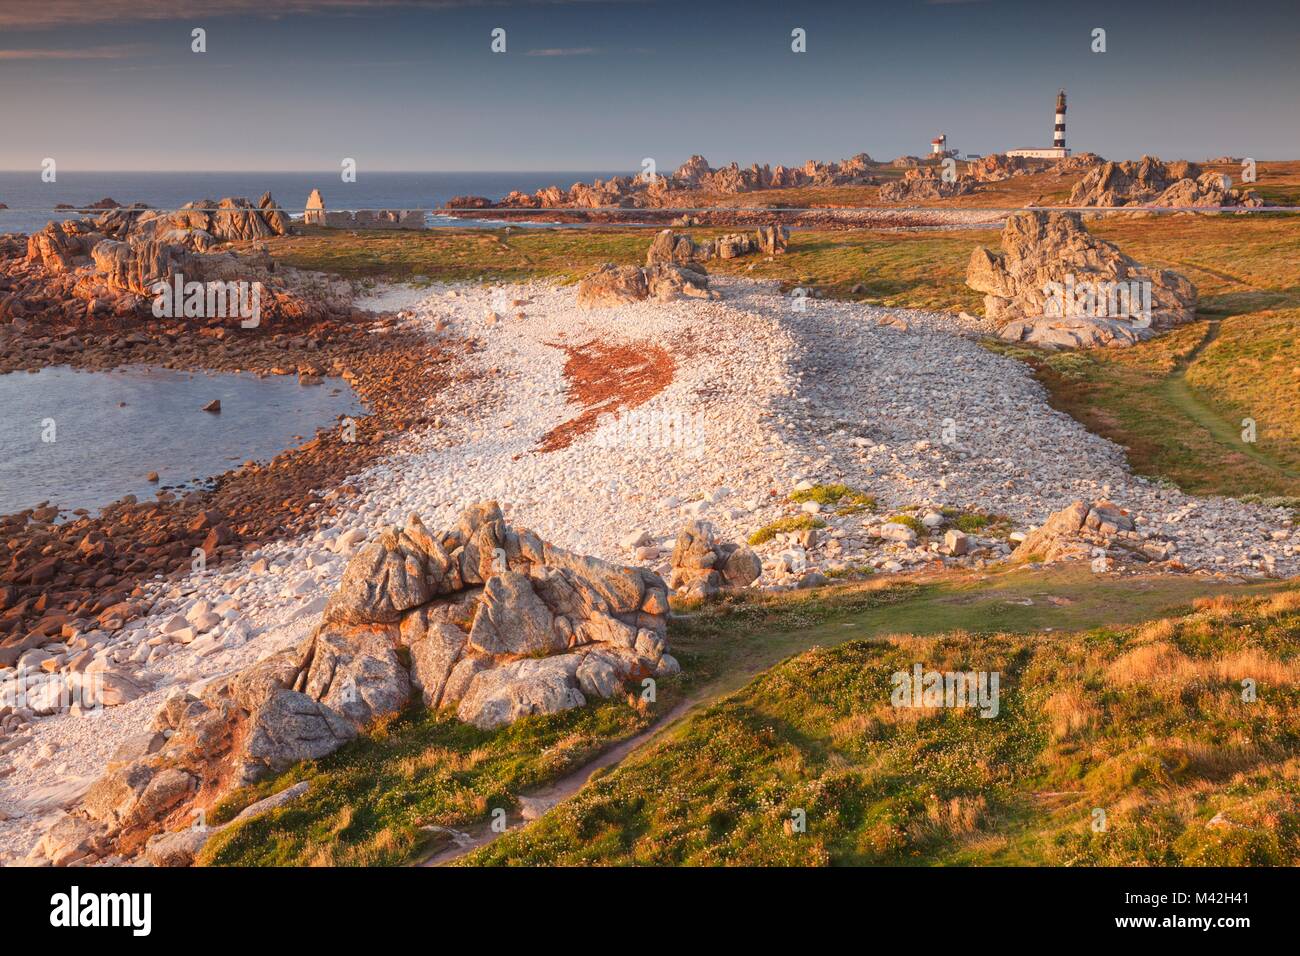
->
xmin=0 ymin=170 xmax=626 ymax=235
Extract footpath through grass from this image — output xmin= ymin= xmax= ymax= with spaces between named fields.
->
xmin=467 ymin=582 xmax=1300 ymax=866
xmin=196 ymin=565 xmax=1272 ymax=866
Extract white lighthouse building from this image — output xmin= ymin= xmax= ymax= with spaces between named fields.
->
xmin=1007 ymin=89 xmax=1071 ymax=159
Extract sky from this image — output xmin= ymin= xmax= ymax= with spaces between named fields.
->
xmin=1 ymin=0 xmax=1298 ymax=172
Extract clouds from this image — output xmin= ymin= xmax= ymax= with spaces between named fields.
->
xmin=0 ymin=44 xmax=140 ymax=60
xmin=0 ymin=0 xmax=618 ymax=30
xmin=0 ymin=1 xmax=448 ymax=30
xmin=525 ymin=47 xmax=598 ymax=56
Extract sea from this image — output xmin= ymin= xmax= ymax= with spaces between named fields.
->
xmin=0 ymin=170 xmax=626 ymax=235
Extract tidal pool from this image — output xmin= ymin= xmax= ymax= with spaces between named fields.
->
xmin=0 ymin=365 xmax=365 ymax=516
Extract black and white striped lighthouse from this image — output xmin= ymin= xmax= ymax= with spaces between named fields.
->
xmin=1054 ymin=89 xmax=1067 ymax=151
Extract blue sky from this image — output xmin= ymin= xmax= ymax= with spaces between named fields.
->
xmin=1 ymin=0 xmax=1297 ymax=171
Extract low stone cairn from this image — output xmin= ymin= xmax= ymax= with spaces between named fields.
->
xmin=32 ymin=502 xmax=677 ymax=866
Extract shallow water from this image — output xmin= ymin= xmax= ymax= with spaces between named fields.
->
xmin=0 ymin=365 xmax=364 ymax=516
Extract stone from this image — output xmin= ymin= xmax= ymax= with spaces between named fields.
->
xmin=943 ymin=529 xmax=970 ymax=556
xmin=577 ymin=264 xmax=648 ymax=307
xmin=403 ymin=611 xmax=468 ymax=709
xmin=1068 ymin=156 xmax=1261 ymax=208
xmin=967 ymin=210 xmax=1197 ymax=348
xmin=467 ymin=572 xmax=561 ymax=656
xmin=144 ymin=827 xmax=211 ymax=867
xmin=56 ymin=502 xmax=673 ymax=863
xmin=300 ymin=626 xmax=411 ymax=727
xmin=720 ymin=546 xmax=762 ymax=588
xmin=456 ymin=656 xmax=586 ymax=730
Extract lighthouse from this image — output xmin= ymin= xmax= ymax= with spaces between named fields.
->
xmin=1006 ymin=88 xmax=1072 ymax=159
xmin=1054 ymin=88 xmax=1067 ymax=151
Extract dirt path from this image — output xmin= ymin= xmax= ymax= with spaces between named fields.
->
xmin=1161 ymin=320 xmax=1300 ymax=482
xmin=417 ymin=696 xmax=698 ymax=866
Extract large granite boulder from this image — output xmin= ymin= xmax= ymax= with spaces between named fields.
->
xmin=1010 ymin=499 xmax=1173 ymax=567
xmin=967 ymin=210 xmax=1197 ymax=349
xmin=577 ymin=263 xmax=648 ymax=307
xmin=53 ymin=502 xmax=675 ymax=864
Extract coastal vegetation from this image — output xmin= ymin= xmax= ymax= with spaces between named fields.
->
xmin=196 ymin=566 xmax=1283 ymax=866
xmin=467 ymin=583 xmax=1300 ymax=866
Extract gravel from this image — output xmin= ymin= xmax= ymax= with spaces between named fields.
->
xmin=2 ymin=275 xmax=1294 ymax=863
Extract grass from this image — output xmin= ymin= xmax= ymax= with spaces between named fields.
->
xmin=194 ymin=565 xmax=1278 ymax=866
xmin=888 ymin=514 xmax=926 ymax=535
xmin=196 ymin=681 xmax=688 ymax=867
xmin=748 ymin=514 xmax=827 ymax=545
xmin=465 ymin=584 xmax=1300 ymax=866
xmin=1012 ymin=312 xmax=1300 ymax=499
xmin=789 ymin=483 xmax=877 ymax=514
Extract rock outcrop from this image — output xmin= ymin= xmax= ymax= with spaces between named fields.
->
xmin=577 ymin=248 xmax=714 ymax=307
xmin=878 ymin=167 xmax=977 ymax=202
xmin=668 ymin=521 xmax=762 ymax=601
xmin=42 ymin=503 xmax=676 ymax=864
xmin=444 ymin=153 xmax=881 ymax=212
xmin=645 ymin=226 xmax=788 ymax=268
xmin=1068 ymin=156 xmax=1262 ymax=208
xmin=966 ymin=210 xmax=1197 ymax=348
xmin=1010 ymin=500 xmax=1175 ymax=567
xmin=4 ymin=194 xmax=306 ymax=324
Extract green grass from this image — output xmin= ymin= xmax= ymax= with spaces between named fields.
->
xmin=1013 ymin=313 xmax=1300 ymax=499
xmin=788 ymin=483 xmax=877 ymax=515
xmin=748 ymin=514 xmax=826 ymax=546
xmin=197 ymin=683 xmax=687 ymax=867
xmin=194 ymin=565 xmax=1282 ymax=867
xmin=465 ymin=585 xmax=1300 ymax=866
xmin=888 ymin=514 xmax=926 ymax=535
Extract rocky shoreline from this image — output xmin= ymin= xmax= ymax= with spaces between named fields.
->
xmin=0 ymin=308 xmax=465 ymax=666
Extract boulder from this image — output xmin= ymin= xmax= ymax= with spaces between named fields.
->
xmin=51 ymin=502 xmax=674 ymax=864
xmin=967 ymin=210 xmax=1197 ymax=348
xmin=577 ymin=263 xmax=648 ymax=307
xmin=1010 ymin=499 xmax=1165 ymax=567
xmin=456 ymin=656 xmax=587 ymax=729
xmin=1068 ymin=156 xmax=1261 ymax=208
xmin=669 ymin=520 xmax=761 ymax=599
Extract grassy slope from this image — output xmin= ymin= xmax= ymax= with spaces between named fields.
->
xmin=467 ymin=585 xmax=1300 ymax=866
xmin=196 ymin=566 xmax=1276 ymax=866
xmin=197 ymin=683 xmax=689 ymax=866
xmin=1009 ymin=215 xmax=1300 ymax=499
